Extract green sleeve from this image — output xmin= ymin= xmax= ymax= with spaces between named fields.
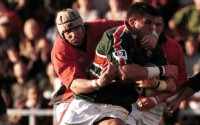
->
xmin=96 ymin=32 xmax=113 ymax=56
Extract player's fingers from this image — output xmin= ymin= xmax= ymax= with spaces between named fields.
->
xmin=136 ymin=101 xmax=148 ymax=110
xmin=101 ymin=66 xmax=108 ymax=74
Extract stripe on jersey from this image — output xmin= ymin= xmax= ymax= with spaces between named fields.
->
xmin=113 ymin=25 xmax=127 ymax=65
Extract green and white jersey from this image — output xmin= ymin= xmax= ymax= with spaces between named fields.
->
xmin=75 ymin=24 xmax=167 ymax=112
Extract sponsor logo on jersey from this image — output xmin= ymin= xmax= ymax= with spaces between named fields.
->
xmin=112 ymin=49 xmax=127 ymax=61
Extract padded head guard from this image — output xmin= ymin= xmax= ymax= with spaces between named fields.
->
xmin=56 ymin=9 xmax=84 ymax=37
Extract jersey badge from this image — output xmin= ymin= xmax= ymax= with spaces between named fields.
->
xmin=112 ymin=49 xmax=127 ymax=61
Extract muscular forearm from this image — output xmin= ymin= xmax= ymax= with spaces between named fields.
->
xmin=156 ymin=85 xmax=183 ymax=103
xmin=70 ymin=79 xmax=102 ymax=94
xmin=156 ymin=92 xmax=176 ymax=103
xmin=118 ymin=64 xmax=148 ymax=81
xmin=179 ymin=86 xmax=195 ymax=101
xmin=118 ymin=64 xmax=178 ymax=81
xmin=70 ymin=62 xmax=118 ymax=94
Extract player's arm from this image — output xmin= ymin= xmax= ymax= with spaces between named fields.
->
xmin=118 ymin=64 xmax=178 ymax=81
xmin=70 ymin=62 xmax=117 ymax=94
xmin=148 ymin=44 xmax=188 ymax=107
xmin=168 ymin=72 xmax=200 ymax=113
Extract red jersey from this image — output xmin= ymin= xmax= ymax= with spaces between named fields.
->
xmin=159 ymin=35 xmax=187 ymax=87
xmin=51 ymin=19 xmax=123 ymax=101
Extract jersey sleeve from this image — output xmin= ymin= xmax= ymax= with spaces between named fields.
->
xmin=89 ymin=32 xmax=114 ymax=77
xmin=174 ymin=45 xmax=187 ymax=87
xmin=51 ymin=37 xmax=87 ymax=89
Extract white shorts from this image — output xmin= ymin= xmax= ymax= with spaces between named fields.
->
xmin=57 ymin=98 xmax=129 ymax=125
xmin=55 ymin=100 xmax=70 ymax=124
xmin=127 ymin=103 xmax=163 ymax=125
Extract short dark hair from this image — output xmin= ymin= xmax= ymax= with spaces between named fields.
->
xmin=154 ymin=7 xmax=165 ymax=23
xmin=126 ymin=2 xmax=158 ymax=20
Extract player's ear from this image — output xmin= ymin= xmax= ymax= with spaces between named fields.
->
xmin=129 ymin=17 xmax=135 ymax=27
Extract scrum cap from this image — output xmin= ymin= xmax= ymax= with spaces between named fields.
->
xmin=56 ymin=9 xmax=84 ymax=36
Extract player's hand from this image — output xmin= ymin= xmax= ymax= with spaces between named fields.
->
xmin=140 ymin=33 xmax=158 ymax=50
xmin=165 ymin=78 xmax=176 ymax=92
xmin=136 ymin=77 xmax=158 ymax=88
xmin=136 ymin=96 xmax=158 ymax=110
xmin=98 ymin=62 xmax=117 ymax=86
xmin=167 ymin=98 xmax=181 ymax=114
xmin=163 ymin=65 xmax=178 ymax=80
xmin=117 ymin=64 xmax=135 ymax=80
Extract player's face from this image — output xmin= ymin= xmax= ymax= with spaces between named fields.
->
xmin=154 ymin=17 xmax=164 ymax=36
xmin=63 ymin=26 xmax=84 ymax=46
xmin=130 ymin=14 xmax=157 ymax=38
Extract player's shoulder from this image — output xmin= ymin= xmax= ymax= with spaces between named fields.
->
xmin=165 ymin=35 xmax=182 ymax=49
xmin=84 ymin=19 xmax=123 ymax=33
xmin=84 ymin=19 xmax=123 ymax=26
xmin=52 ymin=35 xmax=71 ymax=52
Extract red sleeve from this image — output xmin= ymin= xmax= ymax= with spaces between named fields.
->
xmin=51 ymin=36 xmax=87 ymax=89
xmin=84 ymin=19 xmax=123 ymax=42
xmin=175 ymin=44 xmax=188 ymax=87
xmin=163 ymin=36 xmax=187 ymax=87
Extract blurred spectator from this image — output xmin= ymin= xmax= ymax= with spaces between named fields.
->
xmin=168 ymin=0 xmax=200 ymax=43
xmin=1 ymin=47 xmax=29 ymax=108
xmin=45 ymin=15 xmax=58 ymax=44
xmin=132 ymin=0 xmax=180 ymax=34
xmin=10 ymin=82 xmax=52 ymax=125
xmin=11 ymin=0 xmax=43 ymax=22
xmin=46 ymin=24 xmax=58 ymax=44
xmin=184 ymin=36 xmax=200 ymax=76
xmin=178 ymin=0 xmax=194 ymax=7
xmin=43 ymin=0 xmax=77 ymax=30
xmin=10 ymin=60 xmax=32 ymax=108
xmin=38 ymin=62 xmax=61 ymax=100
xmin=104 ymin=0 xmax=127 ymax=20
xmin=0 ymin=91 xmax=10 ymax=125
xmin=91 ymin=0 xmax=108 ymax=15
xmin=193 ymin=59 xmax=200 ymax=75
xmin=132 ymin=0 xmax=151 ymax=4
xmin=0 ymin=0 xmax=23 ymax=35
xmin=0 ymin=15 xmax=20 ymax=88
xmin=6 ymin=46 xmax=28 ymax=66
xmin=44 ymin=0 xmax=75 ymax=14
xmin=19 ymin=18 xmax=51 ymax=77
xmin=155 ymin=0 xmax=180 ymax=31
xmin=76 ymin=0 xmax=100 ymax=22
xmin=0 ymin=16 xmax=20 ymax=58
